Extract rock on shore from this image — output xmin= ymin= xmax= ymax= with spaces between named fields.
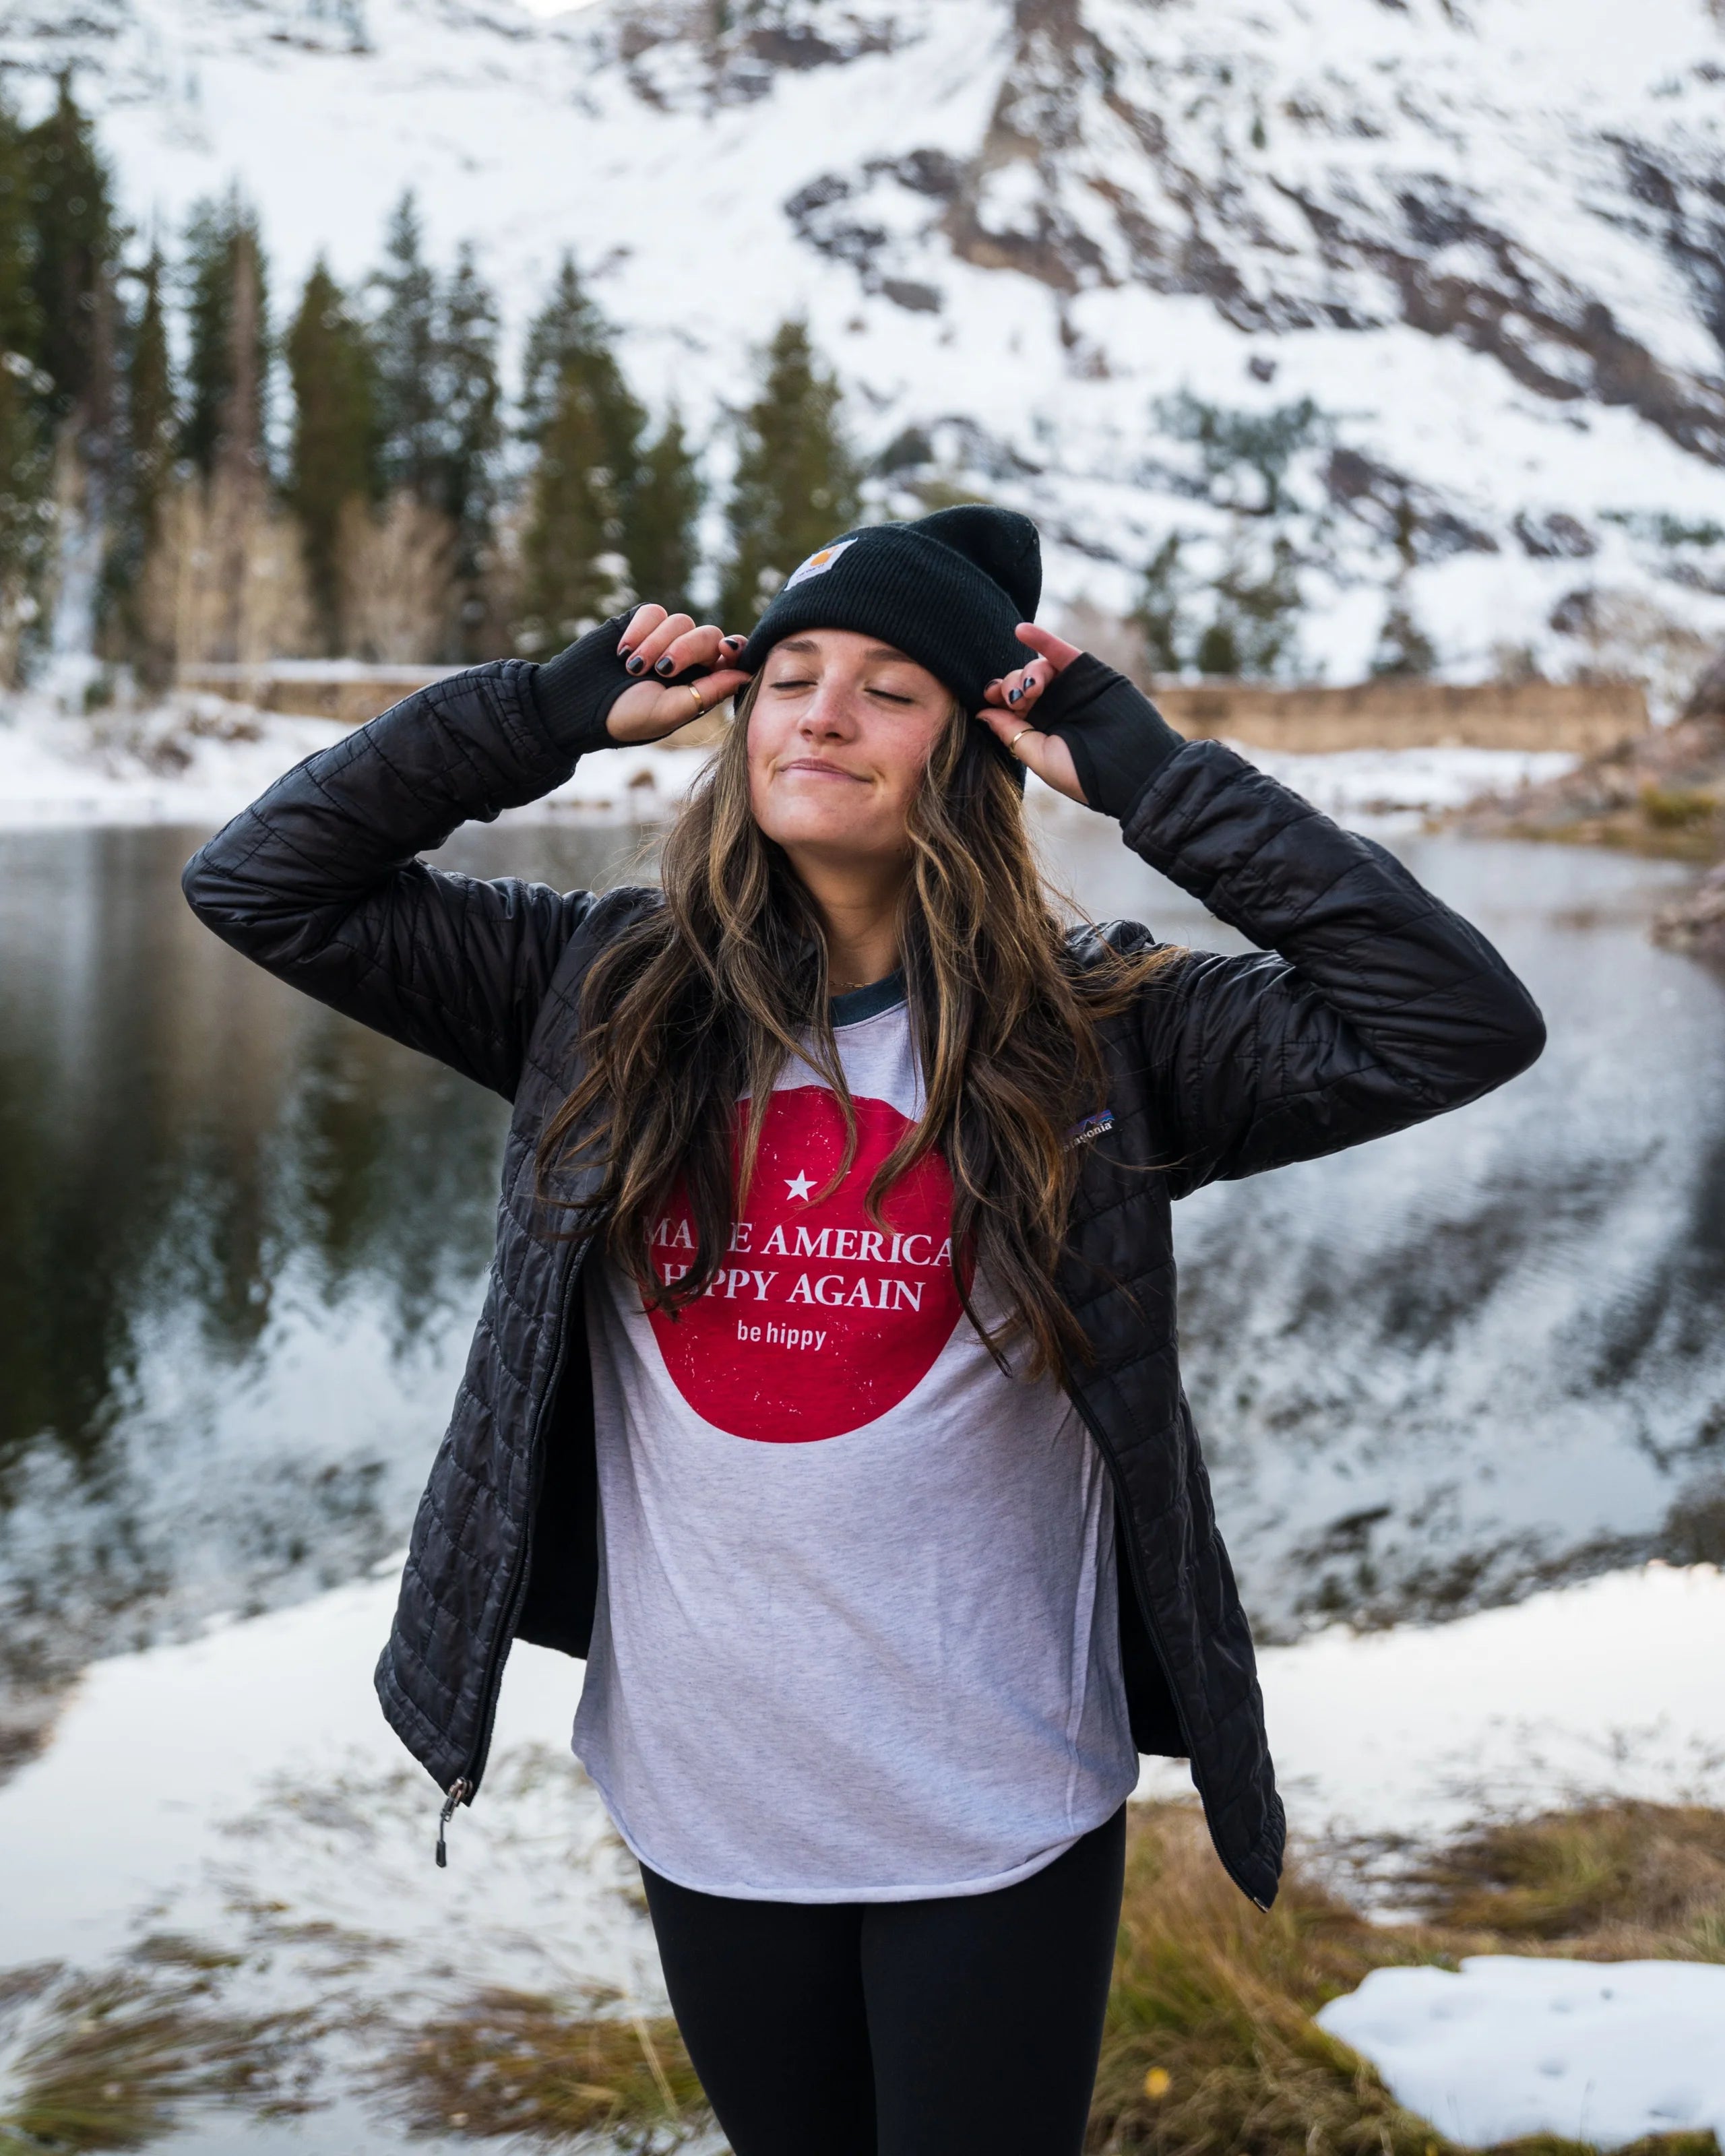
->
xmin=1465 ymin=652 xmax=1725 ymax=864
xmin=1654 ymin=860 xmax=1725 ymax=960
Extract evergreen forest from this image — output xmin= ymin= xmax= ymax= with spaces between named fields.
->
xmin=0 ymin=77 xmax=861 ymax=691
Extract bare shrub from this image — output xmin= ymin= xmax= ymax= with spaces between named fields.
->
xmin=337 ymin=491 xmax=458 ymax=663
xmin=137 ymin=474 xmax=314 ymax=674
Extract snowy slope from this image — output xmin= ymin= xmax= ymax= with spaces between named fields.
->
xmin=3 ymin=0 xmax=1724 ymax=684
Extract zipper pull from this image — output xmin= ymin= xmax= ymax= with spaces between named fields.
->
xmin=435 ymin=1777 xmax=472 ymax=1868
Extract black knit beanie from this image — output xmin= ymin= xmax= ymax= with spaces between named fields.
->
xmin=737 ymin=505 xmax=1042 ymax=750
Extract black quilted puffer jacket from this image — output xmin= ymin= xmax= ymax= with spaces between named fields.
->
xmin=183 ymin=639 xmax=1545 ymax=1910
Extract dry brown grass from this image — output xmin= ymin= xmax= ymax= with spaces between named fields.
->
xmin=373 ymin=1984 xmax=705 ymax=2149
xmin=1406 ymin=1800 xmax=1725 ymax=1959
xmin=1089 ymin=1801 xmax=1725 ymax=2156
xmin=1088 ymin=1806 xmax=1442 ymax=2156
xmin=11 ymin=1800 xmax=1720 ymax=2151
xmin=0 ymin=1963 xmax=296 ymax=2153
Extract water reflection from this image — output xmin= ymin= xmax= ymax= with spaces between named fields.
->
xmin=1 ymin=807 xmax=1723 ymax=1756
xmin=1096 ymin=828 xmax=1725 ymax=1634
xmin=0 ymin=821 xmax=647 ymax=1749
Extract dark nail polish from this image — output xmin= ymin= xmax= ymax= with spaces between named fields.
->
xmin=654 ymin=656 xmax=676 ymax=676
xmin=625 ymin=654 xmax=646 ymax=674
xmin=1007 ymin=687 xmax=1022 ymax=704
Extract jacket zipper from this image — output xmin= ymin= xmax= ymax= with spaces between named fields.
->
xmin=1065 ymin=1387 xmax=1273 ymax=1912
xmin=434 ymin=1238 xmax=590 ymax=1867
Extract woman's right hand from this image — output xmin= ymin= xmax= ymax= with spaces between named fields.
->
xmin=606 ymin=606 xmax=754 ymax=742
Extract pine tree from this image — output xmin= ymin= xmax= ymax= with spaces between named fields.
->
xmin=1193 ymin=534 xmax=1303 ymax=679
xmin=518 ymin=367 xmax=631 ymax=652
xmin=371 ymin=191 xmax=439 ymax=505
xmin=0 ymin=96 xmax=34 ymax=358
xmin=23 ymin=71 xmax=114 ymax=434
xmin=1132 ymin=534 xmax=1187 ymax=675
xmin=181 ymin=189 xmax=268 ymax=482
xmin=624 ymin=410 xmax=703 ymax=617
xmin=720 ymin=319 xmax=858 ymax=627
xmin=433 ymin=243 xmax=500 ymax=577
xmin=1371 ymin=592 xmax=1437 ymax=677
xmin=520 ymin=254 xmax=625 ymax=449
xmin=99 ymin=245 xmax=176 ymax=672
xmin=518 ymin=253 xmax=697 ymax=637
xmin=0 ymin=96 xmax=51 ymax=678
xmin=286 ymin=258 xmax=378 ymax=652
xmin=0 ymin=344 xmax=53 ymax=678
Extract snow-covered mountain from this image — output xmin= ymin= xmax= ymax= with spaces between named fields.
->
xmin=3 ymin=0 xmax=1724 ymax=688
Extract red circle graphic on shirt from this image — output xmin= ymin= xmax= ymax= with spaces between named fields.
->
xmin=645 ymin=1087 xmax=965 ymax=1442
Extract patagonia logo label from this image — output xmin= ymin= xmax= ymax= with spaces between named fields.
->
xmin=782 ymin=538 xmax=856 ymax=591
xmin=1065 ymin=1110 xmax=1115 ymax=1151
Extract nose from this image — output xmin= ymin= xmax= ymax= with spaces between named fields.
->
xmin=796 ymin=679 xmax=858 ymax=741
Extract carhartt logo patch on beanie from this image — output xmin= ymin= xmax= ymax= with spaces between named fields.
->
xmin=738 ymin=505 xmax=1043 ymax=723
xmin=781 ymin=538 xmax=857 ymax=590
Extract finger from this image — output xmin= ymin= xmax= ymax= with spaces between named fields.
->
xmin=651 ymin=623 xmax=730 ymax=680
xmin=688 ymin=666 xmax=751 ymax=710
xmin=618 ymin=603 xmax=666 ymax=656
xmin=1003 ymin=663 xmax=1046 ymax=709
xmin=1013 ymin=621 xmax=1084 ymax=672
xmin=659 ymin=668 xmax=751 ymax=727
xmin=623 ymin=610 xmax=695 ymax=676
xmin=606 ymin=666 xmax=752 ymax=743
xmin=974 ymin=705 xmax=1087 ymax=804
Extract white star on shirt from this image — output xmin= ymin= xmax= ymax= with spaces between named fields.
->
xmin=785 ymin=1170 xmax=816 ymax=1202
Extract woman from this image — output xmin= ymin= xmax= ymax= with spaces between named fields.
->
xmin=183 ymin=505 xmax=1544 ymax=2156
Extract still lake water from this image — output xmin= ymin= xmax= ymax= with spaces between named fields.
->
xmin=2 ymin=808 xmax=1723 ymax=1762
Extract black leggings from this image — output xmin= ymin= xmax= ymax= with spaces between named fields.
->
xmin=641 ymin=1807 xmax=1125 ymax=2156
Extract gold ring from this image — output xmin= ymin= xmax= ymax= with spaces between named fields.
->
xmin=1009 ymin=726 xmax=1033 ymax=755
xmin=686 ymin=684 xmax=704 ymax=717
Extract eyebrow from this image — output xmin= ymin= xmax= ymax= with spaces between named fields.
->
xmin=774 ymin=638 xmax=912 ymax=664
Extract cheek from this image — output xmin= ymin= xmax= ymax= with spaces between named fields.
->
xmin=744 ymin=704 xmax=790 ymax=818
xmin=874 ymin=713 xmax=947 ymax=806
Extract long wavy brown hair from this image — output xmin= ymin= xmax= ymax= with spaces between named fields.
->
xmin=536 ymin=677 xmax=1170 ymax=1378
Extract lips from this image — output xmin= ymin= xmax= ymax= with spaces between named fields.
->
xmin=777 ymin=758 xmax=866 ymax=782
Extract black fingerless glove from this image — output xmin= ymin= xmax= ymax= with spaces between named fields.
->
xmin=527 ymin=613 xmax=639 ymax=757
xmin=1031 ymin=654 xmax=1187 ymax=823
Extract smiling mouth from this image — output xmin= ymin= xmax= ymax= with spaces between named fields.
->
xmin=778 ymin=759 xmax=867 ymax=783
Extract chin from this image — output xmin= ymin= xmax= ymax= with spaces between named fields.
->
xmin=761 ymin=809 xmax=887 ymax=852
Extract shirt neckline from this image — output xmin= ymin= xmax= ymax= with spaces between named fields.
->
xmin=829 ymin=969 xmax=908 ymax=1028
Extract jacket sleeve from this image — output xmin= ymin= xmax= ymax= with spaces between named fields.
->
xmin=1120 ymin=736 xmax=1546 ymax=1195
xmin=181 ymin=641 xmax=635 ymax=1101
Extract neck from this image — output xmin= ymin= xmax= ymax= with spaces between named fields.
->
xmin=784 ymin=845 xmax=908 ymax=992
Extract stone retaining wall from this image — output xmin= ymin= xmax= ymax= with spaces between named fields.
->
xmin=181 ymin=665 xmax=1650 ymax=756
xmin=1154 ymin=677 xmax=1648 ymax=754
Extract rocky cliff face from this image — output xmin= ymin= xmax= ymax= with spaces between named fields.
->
xmin=3 ymin=0 xmax=1724 ymax=683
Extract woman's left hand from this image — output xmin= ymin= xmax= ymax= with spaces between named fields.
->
xmin=975 ymin=625 xmax=1088 ymax=804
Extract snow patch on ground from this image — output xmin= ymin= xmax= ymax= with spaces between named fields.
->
xmin=1319 ymin=1957 xmax=1725 ymax=2151
xmin=1137 ymin=1562 xmax=1725 ymax=1843
xmin=0 ymin=691 xmax=714 ymax=831
xmin=1212 ymin=744 xmax=1577 ymax=825
xmin=0 ymin=691 xmax=1573 ymax=835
